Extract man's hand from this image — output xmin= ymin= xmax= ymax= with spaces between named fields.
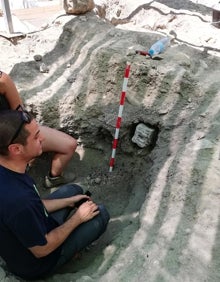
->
xmin=69 ymin=194 xmax=90 ymax=208
xmin=74 ymin=201 xmax=100 ymax=223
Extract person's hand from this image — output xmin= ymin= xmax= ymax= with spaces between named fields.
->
xmin=69 ymin=195 xmax=90 ymax=208
xmin=75 ymin=201 xmax=100 ymax=223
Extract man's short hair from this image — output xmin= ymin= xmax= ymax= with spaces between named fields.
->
xmin=0 ymin=110 xmax=33 ymax=156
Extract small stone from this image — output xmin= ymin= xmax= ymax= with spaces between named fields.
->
xmin=94 ymin=177 xmax=101 ymax=184
xmin=159 ymin=110 xmax=168 ymax=115
xmin=199 ymin=113 xmax=206 ymax=118
xmin=67 ymin=76 xmax=76 ymax=83
xmin=39 ymin=63 xmax=49 ymax=73
xmin=64 ymin=0 xmax=95 ymax=15
xmin=33 ymin=54 xmax=43 ymax=61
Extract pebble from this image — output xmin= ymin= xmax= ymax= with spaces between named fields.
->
xmin=94 ymin=177 xmax=101 ymax=184
xmin=33 ymin=54 xmax=43 ymax=61
xmin=39 ymin=63 xmax=49 ymax=73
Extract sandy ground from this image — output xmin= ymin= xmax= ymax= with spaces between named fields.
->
xmin=0 ymin=1 xmax=220 ymax=281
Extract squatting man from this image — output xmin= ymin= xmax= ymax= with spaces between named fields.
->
xmin=0 ymin=109 xmax=109 ymax=280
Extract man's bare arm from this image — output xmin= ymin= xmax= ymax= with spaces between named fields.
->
xmin=29 ymin=201 xmax=99 ymax=258
xmin=42 ymin=194 xmax=90 ymax=213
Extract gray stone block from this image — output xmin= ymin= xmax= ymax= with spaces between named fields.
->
xmin=132 ymin=123 xmax=155 ymax=148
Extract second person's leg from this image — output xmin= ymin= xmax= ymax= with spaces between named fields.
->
xmin=40 ymin=125 xmax=77 ymax=188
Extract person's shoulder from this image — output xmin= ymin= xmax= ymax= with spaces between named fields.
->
xmin=0 ymin=167 xmax=28 ymax=194
xmin=0 ymin=178 xmax=28 ymax=212
xmin=0 ymin=165 xmax=11 ymax=181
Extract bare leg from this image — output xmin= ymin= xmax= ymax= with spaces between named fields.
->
xmin=40 ymin=125 xmax=77 ymax=177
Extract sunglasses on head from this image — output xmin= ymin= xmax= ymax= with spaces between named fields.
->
xmin=8 ymin=106 xmax=32 ymax=145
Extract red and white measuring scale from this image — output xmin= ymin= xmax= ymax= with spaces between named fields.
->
xmin=109 ymin=62 xmax=131 ymax=172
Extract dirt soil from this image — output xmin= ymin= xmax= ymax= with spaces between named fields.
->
xmin=0 ymin=0 xmax=220 ymax=282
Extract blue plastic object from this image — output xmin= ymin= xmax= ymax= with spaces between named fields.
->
xmin=148 ymin=37 xmax=170 ymax=58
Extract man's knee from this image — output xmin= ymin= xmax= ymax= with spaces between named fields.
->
xmin=66 ymin=137 xmax=77 ymax=155
xmin=60 ymin=184 xmax=83 ymax=196
xmin=98 ymin=204 xmax=110 ymax=228
xmin=48 ymin=184 xmax=83 ymax=199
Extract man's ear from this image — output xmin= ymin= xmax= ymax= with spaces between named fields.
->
xmin=8 ymin=144 xmax=23 ymax=155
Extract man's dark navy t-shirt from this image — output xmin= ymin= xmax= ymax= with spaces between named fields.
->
xmin=0 ymin=165 xmax=61 ymax=280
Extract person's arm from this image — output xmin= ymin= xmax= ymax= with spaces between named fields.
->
xmin=29 ymin=200 xmax=99 ymax=258
xmin=42 ymin=194 xmax=90 ymax=212
xmin=0 ymin=72 xmax=23 ymax=109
